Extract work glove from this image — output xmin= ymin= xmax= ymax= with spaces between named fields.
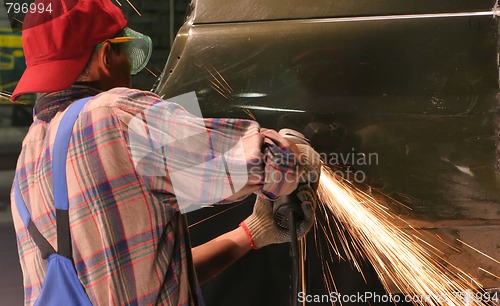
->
xmin=240 ymin=184 xmax=316 ymax=249
xmin=278 ymin=129 xmax=322 ymax=187
xmin=296 ymin=143 xmax=321 ymax=188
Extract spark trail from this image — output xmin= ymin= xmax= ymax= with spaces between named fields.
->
xmin=316 ymin=164 xmax=496 ymax=306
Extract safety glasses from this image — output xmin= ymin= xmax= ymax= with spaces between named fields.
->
xmin=96 ymin=27 xmax=152 ymax=75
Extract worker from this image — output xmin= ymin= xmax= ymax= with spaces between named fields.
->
xmin=10 ymin=0 xmax=321 ymax=305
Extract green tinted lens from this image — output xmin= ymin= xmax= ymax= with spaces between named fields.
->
xmin=123 ymin=28 xmax=152 ymax=75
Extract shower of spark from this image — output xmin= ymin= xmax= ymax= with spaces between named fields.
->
xmin=191 ymin=62 xmax=498 ymax=305
xmin=478 ymin=268 xmax=500 ymax=281
xmin=242 ymin=108 xmax=257 ymax=121
xmin=151 ymin=64 xmax=163 ymax=74
xmin=126 ymin=0 xmax=142 ymax=16
xmin=316 ymin=164 xmax=495 ymax=306
xmin=201 ymin=65 xmax=260 ymax=120
xmin=203 ymin=64 xmax=234 ymax=101
xmin=144 ymin=67 xmax=158 ymax=77
xmin=12 ymin=17 xmax=23 ymax=24
xmin=0 ymin=91 xmax=12 ymax=102
xmin=456 ymin=239 xmax=500 ymax=265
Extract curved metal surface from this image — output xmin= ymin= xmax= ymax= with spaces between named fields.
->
xmin=156 ymin=0 xmax=500 ymax=294
xmin=192 ymin=0 xmax=496 ymax=24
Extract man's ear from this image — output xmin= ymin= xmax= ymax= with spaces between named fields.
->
xmin=97 ymin=42 xmax=113 ymax=77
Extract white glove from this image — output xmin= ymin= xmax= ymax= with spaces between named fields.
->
xmin=240 ymin=185 xmax=316 ymax=249
xmin=296 ymin=143 xmax=321 ymax=187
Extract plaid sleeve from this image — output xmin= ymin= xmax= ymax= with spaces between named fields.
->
xmin=106 ymin=88 xmax=299 ymax=212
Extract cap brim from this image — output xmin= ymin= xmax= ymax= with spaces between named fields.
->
xmin=11 ymin=50 xmax=93 ymax=102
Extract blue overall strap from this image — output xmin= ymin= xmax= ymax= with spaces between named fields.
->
xmin=53 ymin=97 xmax=93 ymax=210
xmin=52 ymin=97 xmax=93 ymax=258
xmin=13 ymin=97 xmax=93 ymax=259
xmin=14 ymin=174 xmax=56 ymax=258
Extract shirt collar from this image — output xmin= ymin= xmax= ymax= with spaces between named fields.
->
xmin=34 ymin=84 xmax=102 ymax=120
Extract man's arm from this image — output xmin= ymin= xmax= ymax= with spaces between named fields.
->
xmin=192 ymin=179 xmax=318 ymax=285
xmin=190 ymin=141 xmax=305 ymax=284
xmin=192 ymin=226 xmax=252 ymax=285
xmin=118 ymin=89 xmax=301 ymax=206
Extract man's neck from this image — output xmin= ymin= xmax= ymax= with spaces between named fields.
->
xmin=34 ymin=84 xmax=103 ymax=120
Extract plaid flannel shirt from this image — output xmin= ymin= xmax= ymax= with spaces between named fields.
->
xmin=11 ymin=85 xmax=299 ymax=305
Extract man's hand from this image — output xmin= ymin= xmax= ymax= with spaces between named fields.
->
xmin=193 ymin=133 xmax=322 ymax=283
xmin=239 ymin=184 xmax=317 ymax=249
xmin=240 ymin=128 xmax=322 ymax=249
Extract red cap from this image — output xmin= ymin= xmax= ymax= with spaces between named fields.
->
xmin=11 ymin=0 xmax=127 ymax=102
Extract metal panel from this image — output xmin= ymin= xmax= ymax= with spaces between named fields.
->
xmin=192 ymin=0 xmax=497 ymax=24
xmin=156 ymin=7 xmax=500 ymax=291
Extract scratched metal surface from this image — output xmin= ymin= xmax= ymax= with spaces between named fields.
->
xmin=156 ymin=0 xmax=500 ymax=297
